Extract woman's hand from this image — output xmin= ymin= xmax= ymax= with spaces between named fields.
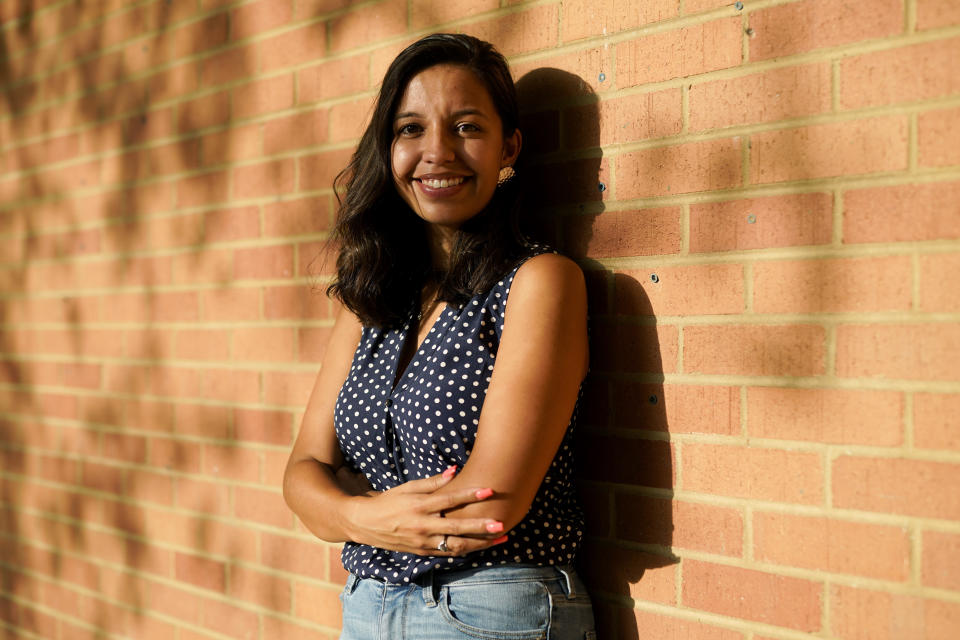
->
xmin=342 ymin=468 xmax=509 ymax=557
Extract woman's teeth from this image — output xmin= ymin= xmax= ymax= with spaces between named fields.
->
xmin=419 ymin=177 xmax=466 ymax=188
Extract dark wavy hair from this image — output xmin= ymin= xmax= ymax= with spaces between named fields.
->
xmin=326 ymin=33 xmax=531 ymax=328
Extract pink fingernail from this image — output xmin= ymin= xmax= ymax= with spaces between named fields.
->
xmin=475 ymin=488 xmax=493 ymax=500
xmin=485 ymin=521 xmax=503 ymax=533
xmin=491 ymin=535 xmax=508 ymax=544
xmin=442 ymin=465 xmax=457 ymax=479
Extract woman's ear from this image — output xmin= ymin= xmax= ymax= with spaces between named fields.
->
xmin=501 ymin=129 xmax=522 ymax=167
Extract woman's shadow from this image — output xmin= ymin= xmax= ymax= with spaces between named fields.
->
xmin=515 ymin=68 xmax=677 ymax=640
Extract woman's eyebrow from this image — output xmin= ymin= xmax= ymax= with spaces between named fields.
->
xmin=393 ymin=108 xmax=489 ymax=120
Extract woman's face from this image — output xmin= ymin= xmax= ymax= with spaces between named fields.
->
xmin=390 ymin=64 xmax=521 ymax=235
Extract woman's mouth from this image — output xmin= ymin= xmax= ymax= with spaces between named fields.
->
xmin=415 ymin=176 xmax=468 ymax=189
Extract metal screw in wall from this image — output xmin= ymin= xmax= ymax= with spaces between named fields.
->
xmin=650 ymin=274 xmax=659 ymax=283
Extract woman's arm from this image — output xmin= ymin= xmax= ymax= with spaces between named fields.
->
xmin=436 ymin=253 xmax=589 ymax=529
xmin=282 ymin=305 xmax=507 ymax=554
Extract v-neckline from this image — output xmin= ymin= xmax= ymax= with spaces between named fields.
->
xmin=390 ymin=303 xmax=451 ymax=394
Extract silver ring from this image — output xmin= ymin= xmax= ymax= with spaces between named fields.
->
xmin=437 ymin=535 xmax=449 ymax=553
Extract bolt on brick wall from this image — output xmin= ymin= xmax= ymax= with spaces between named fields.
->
xmin=0 ymin=1 xmax=957 ymax=639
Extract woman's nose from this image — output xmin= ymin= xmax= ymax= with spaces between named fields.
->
xmin=422 ymin=128 xmax=455 ymax=163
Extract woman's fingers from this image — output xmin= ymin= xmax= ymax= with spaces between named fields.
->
xmin=418 ymin=533 xmax=509 ymax=557
xmin=389 ymin=466 xmax=458 ymax=494
xmin=423 ymin=485 xmax=496 ymax=513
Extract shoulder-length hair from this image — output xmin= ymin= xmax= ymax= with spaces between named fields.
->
xmin=326 ymin=33 xmax=531 ymax=329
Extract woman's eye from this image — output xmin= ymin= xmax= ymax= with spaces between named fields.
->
xmin=397 ymin=123 xmax=422 ymax=136
xmin=456 ymin=122 xmax=480 ymax=134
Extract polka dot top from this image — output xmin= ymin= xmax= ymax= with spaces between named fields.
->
xmin=334 ymin=248 xmax=585 ymax=584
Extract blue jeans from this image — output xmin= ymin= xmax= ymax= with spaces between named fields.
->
xmin=339 ymin=564 xmax=596 ymax=639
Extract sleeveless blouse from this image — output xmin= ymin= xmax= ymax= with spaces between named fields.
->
xmin=334 ymin=249 xmax=585 ymax=584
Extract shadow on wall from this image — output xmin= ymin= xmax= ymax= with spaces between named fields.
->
xmin=0 ymin=2 xmax=251 ymax=635
xmin=516 ymin=68 xmax=676 ymax=640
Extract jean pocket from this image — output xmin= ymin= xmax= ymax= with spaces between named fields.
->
xmin=439 ymin=579 xmax=551 ymax=639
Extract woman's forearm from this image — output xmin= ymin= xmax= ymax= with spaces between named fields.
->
xmin=282 ymin=457 xmax=362 ymax=543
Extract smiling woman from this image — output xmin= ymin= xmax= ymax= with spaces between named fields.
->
xmin=282 ymin=34 xmax=595 ymax=640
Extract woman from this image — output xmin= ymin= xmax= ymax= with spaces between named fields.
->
xmin=283 ymin=33 xmax=595 ymax=639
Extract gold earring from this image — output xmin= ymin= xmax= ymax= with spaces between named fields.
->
xmin=497 ymin=165 xmax=515 ymax=186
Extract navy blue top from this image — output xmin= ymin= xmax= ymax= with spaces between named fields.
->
xmin=334 ymin=249 xmax=585 ymax=584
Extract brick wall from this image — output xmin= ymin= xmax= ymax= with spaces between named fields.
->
xmin=1 ymin=1 xmax=958 ymax=638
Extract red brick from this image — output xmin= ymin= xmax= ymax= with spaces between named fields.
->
xmin=918 ymin=0 xmax=960 ymax=30
xmin=264 ymin=197 xmax=329 ymax=238
xmin=176 ymin=170 xmax=230 ymax=208
xmin=919 ymin=105 xmax=960 ymax=168
xmin=174 ymin=402 xmax=232 ymax=439
xmin=328 ymin=0 xmax=406 ymax=53
xmin=233 ymin=158 xmax=296 ymax=199
xmin=840 ymin=37 xmax=960 ymax=109
xmin=201 ymin=123 xmax=262 ymax=166
xmin=199 ymin=46 xmax=253 ymax=87
xmin=616 ymin=493 xmax=744 ymax=556
xmin=200 ymin=368 xmax=260 ymax=403
xmin=200 ymin=596 xmax=258 ymax=639
xmin=261 ymin=616 xmax=331 ymax=640
xmin=235 ymin=408 xmax=293 ymax=445
xmin=611 ymin=382 xmax=740 ymax=435
xmin=580 ymin=541 xmax=677 ymax=604
xmin=755 ymin=511 xmax=909 ymax=580
xmin=562 ymin=0 xmax=678 ymax=42
xmin=621 ymin=609 xmax=744 ymax=640
xmin=233 ymin=74 xmax=295 ymax=120
xmin=411 ymin=0 xmax=498 ymax=29
xmin=915 ymin=393 xmax=960 ymax=451
xmin=203 ymin=206 xmax=260 ymax=244
xmin=919 ymin=253 xmax=960 ymax=312
xmin=754 ymin=256 xmax=912 ymax=313
xmin=232 ymin=0 xmax=292 ymax=40
xmin=844 ymin=180 xmax=960 ymax=243
xmin=620 ymin=137 xmax=741 ymax=198
xmin=833 ymin=456 xmax=960 ymax=519
xmin=751 ymin=116 xmax=908 ymax=183
xmin=262 ymin=532 xmax=329 ymax=578
xmin=203 ymin=443 xmax=262 ymax=482
xmin=176 ymin=476 xmax=230 ymax=515
xmin=836 ymin=324 xmax=960 ymax=381
xmin=299 ymin=148 xmax=353 ymax=191
xmin=565 ymin=207 xmax=681 ymax=259
xmin=235 ymin=485 xmax=291 ymax=528
xmin=264 ymin=285 xmax=330 ymax=322
xmin=230 ymin=565 xmax=292 ymax=612
xmin=615 ymin=264 xmax=744 ymax=316
xmin=512 ymin=48 xmax=611 ymax=101
xmin=685 ymin=324 xmax=826 ymax=377
xmin=830 ymin=585 xmax=960 ymax=640
xmin=582 ymin=436 xmax=674 ymax=488
xmin=175 ymin=552 xmax=225 ymax=593
xmin=684 ymin=560 xmax=821 ymax=631
xmin=590 ymin=320 xmax=679 ymax=374
xmin=690 ymin=63 xmax=831 ymax=131
xmin=178 ymin=90 xmax=231 ymax=134
xmin=298 ymin=54 xmax=369 ymax=104
xmin=923 ymin=530 xmax=960 ymax=591
xmin=683 ymin=443 xmax=824 ymax=504
xmin=748 ymin=387 xmax=902 ymax=445
xmin=234 ymin=244 xmax=295 ymax=280
xmin=263 ymin=111 xmax=328 ymax=155
xmin=173 ymin=329 xmax=231 ymax=361
xmin=461 ymin=4 xmax=559 ymax=57
xmin=329 ymin=96 xmax=374 ymax=143
xmin=571 ymin=89 xmax=683 ymax=150
xmin=264 ymin=370 xmax=317 ymax=407
xmin=299 ymin=326 xmax=333 ymax=362
xmin=202 ymin=287 xmax=261 ymax=322
xmin=257 ymin=22 xmax=326 ymax=72
xmin=615 ymin=17 xmax=741 ymax=87
xmin=294 ymin=581 xmax=343 ymax=627
xmin=690 ymin=192 xmax=833 ymax=252
xmin=750 ymin=0 xmax=902 ymax=61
